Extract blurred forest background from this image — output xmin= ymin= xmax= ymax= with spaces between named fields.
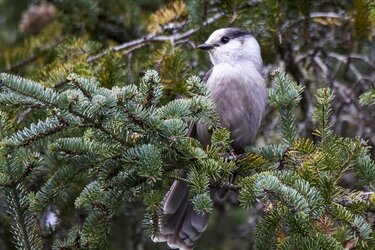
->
xmin=0 ymin=0 xmax=374 ymax=249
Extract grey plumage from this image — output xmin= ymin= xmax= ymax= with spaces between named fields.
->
xmin=153 ymin=28 xmax=267 ymax=249
xmin=153 ymin=181 xmax=209 ymax=249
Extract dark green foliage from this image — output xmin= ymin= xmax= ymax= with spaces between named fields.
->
xmin=2 ymin=64 xmax=374 ymax=249
xmin=0 ymin=0 xmax=374 ymax=249
xmin=279 ymin=233 xmax=342 ymax=250
xmin=6 ymin=184 xmax=43 ymax=250
xmin=254 ymin=209 xmax=282 ymax=250
xmin=313 ymin=88 xmax=334 ymax=142
xmin=360 ymin=88 xmax=375 ymax=106
xmin=268 ymin=70 xmax=304 ymax=145
xmin=150 ymin=42 xmax=190 ymax=101
xmin=0 ymin=113 xmax=42 ymax=250
xmin=0 ymin=69 xmax=220 ymax=248
xmin=240 ymin=72 xmax=375 ymax=249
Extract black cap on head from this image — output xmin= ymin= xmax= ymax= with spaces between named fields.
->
xmin=223 ymin=28 xmax=252 ymax=39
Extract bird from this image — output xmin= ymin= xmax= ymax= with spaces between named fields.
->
xmin=152 ymin=27 xmax=267 ymax=250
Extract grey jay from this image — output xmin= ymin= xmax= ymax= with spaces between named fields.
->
xmin=153 ymin=28 xmax=267 ymax=249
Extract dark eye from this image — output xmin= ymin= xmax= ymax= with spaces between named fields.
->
xmin=221 ymin=36 xmax=230 ymax=44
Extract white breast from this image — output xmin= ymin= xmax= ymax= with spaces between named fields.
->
xmin=203 ymin=62 xmax=266 ymax=150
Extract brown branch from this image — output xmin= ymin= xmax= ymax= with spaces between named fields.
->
xmin=332 ymin=191 xmax=375 ymax=206
xmin=87 ymin=13 xmax=224 ymax=63
xmin=346 ymin=54 xmax=375 ymax=68
xmin=16 ymin=105 xmax=43 ymax=124
xmin=309 ymin=12 xmax=343 ymax=19
xmin=327 ymin=52 xmax=374 ymax=83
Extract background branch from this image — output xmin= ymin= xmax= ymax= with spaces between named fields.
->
xmin=87 ymin=13 xmax=224 ymax=63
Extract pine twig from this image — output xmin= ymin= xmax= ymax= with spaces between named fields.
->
xmin=5 ymin=38 xmax=64 ymax=72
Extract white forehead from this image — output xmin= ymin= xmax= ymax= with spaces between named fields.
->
xmin=205 ymin=28 xmax=228 ymax=43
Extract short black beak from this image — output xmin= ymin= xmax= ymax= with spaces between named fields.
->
xmin=197 ymin=43 xmax=214 ymax=50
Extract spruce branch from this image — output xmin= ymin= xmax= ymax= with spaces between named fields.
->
xmin=353 ymin=150 xmax=375 ymax=186
xmin=6 ymin=184 xmax=42 ymax=250
xmin=279 ymin=233 xmax=342 ymax=250
xmin=0 ymin=73 xmax=60 ymax=106
xmin=254 ymin=209 xmax=282 ymax=250
xmin=139 ymin=70 xmax=163 ymax=108
xmin=330 ymin=203 xmax=373 ymax=241
xmin=239 ymin=171 xmax=321 ymax=215
xmin=3 ymin=117 xmax=69 ymax=148
xmin=52 ymin=137 xmax=121 ymax=158
xmin=1 ymin=61 xmax=374 ymax=249
xmin=268 ymin=69 xmax=304 ymax=145
xmin=312 ymin=88 xmax=335 ymax=142
xmin=0 ymin=92 xmax=44 ymax=110
xmin=1 ymin=116 xmax=42 ymax=250
xmin=67 ymin=104 xmax=131 ymax=146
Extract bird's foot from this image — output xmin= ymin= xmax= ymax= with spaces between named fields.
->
xmin=227 ymin=149 xmax=238 ymax=161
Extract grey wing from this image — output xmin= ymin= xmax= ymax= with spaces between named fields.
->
xmin=203 ymin=68 xmax=213 ymax=83
xmin=153 ymin=180 xmax=210 ymax=250
xmin=187 ymin=122 xmax=197 ymax=138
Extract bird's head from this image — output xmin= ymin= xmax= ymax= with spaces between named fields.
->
xmin=197 ymin=28 xmax=262 ymax=67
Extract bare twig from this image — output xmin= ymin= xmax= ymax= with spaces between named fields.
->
xmin=332 ymin=191 xmax=375 ymax=206
xmin=309 ymin=12 xmax=343 ymax=19
xmin=346 ymin=54 xmax=375 ymax=68
xmin=327 ymin=52 xmax=365 ymax=83
xmin=87 ymin=13 xmax=224 ymax=63
xmin=16 ymin=105 xmax=43 ymax=124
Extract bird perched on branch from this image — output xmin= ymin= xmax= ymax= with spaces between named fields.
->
xmin=153 ymin=27 xmax=267 ymax=250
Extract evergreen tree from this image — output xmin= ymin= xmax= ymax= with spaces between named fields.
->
xmin=0 ymin=0 xmax=374 ymax=249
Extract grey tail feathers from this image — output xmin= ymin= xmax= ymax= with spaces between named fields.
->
xmin=152 ymin=180 xmax=210 ymax=250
